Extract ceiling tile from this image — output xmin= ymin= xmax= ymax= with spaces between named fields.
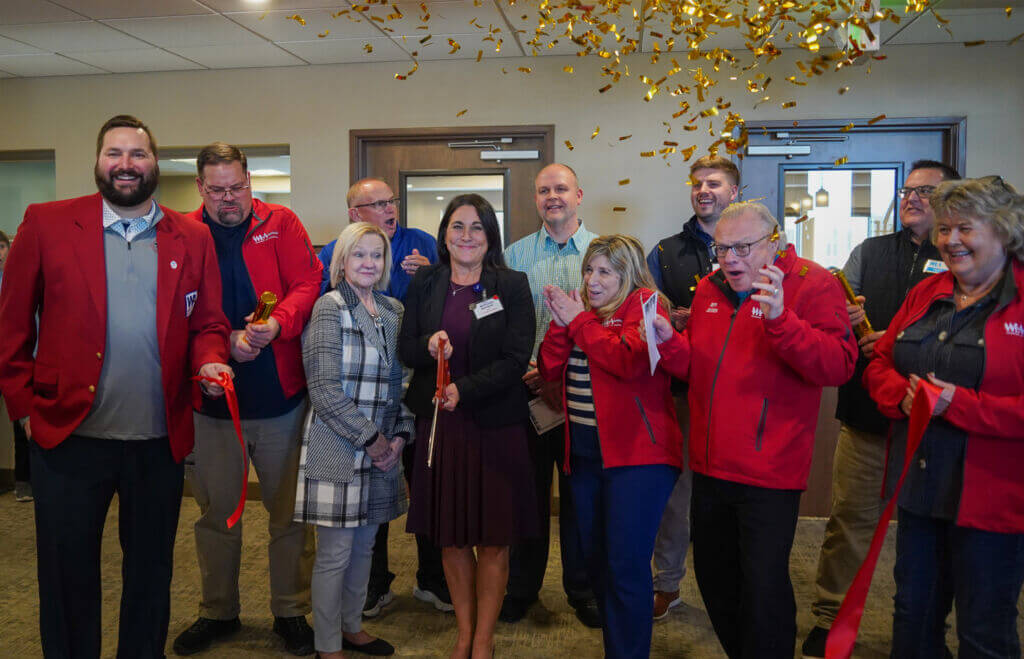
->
xmin=72 ymin=47 xmax=204 ymax=72
xmin=0 ymin=34 xmax=46 ymax=56
xmin=228 ymin=9 xmax=380 ymax=41
xmin=888 ymin=8 xmax=1024 ymax=45
xmin=396 ymin=32 xmax=522 ymax=60
xmin=203 ymin=0 xmax=355 ymax=11
xmin=0 ymin=21 xmax=151 ymax=52
xmin=103 ymin=14 xmax=266 ymax=48
xmin=380 ymin=1 xmax=505 ymax=37
xmin=167 ymin=41 xmax=305 ymax=68
xmin=0 ymin=69 xmax=13 ymax=77
xmin=0 ymin=1 xmax=85 ymax=25
xmin=277 ymin=37 xmax=410 ymax=64
xmin=53 ymin=0 xmax=213 ymax=20
xmin=0 ymin=53 xmax=107 ymax=76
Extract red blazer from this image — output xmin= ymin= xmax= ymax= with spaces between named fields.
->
xmin=186 ymin=198 xmax=321 ymax=399
xmin=659 ymin=247 xmax=857 ymax=490
xmin=538 ymin=288 xmax=684 ymax=472
xmin=864 ymin=259 xmax=1024 ymax=533
xmin=0 ymin=193 xmax=230 ymax=461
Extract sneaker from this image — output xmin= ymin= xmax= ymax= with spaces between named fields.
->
xmin=172 ymin=617 xmax=241 ymax=655
xmin=362 ymin=585 xmax=395 ymax=618
xmin=653 ymin=590 xmax=682 ymax=620
xmin=273 ymin=615 xmax=315 ymax=656
xmin=413 ymin=584 xmax=455 ymax=613
xmin=571 ymin=599 xmax=603 ymax=629
xmin=801 ymin=625 xmax=829 ymax=658
xmin=14 ymin=481 xmax=32 ymax=502
xmin=498 ymin=595 xmax=536 ymax=623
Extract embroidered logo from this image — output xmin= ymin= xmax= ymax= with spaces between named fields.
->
xmin=1005 ymin=322 xmax=1024 ymax=338
xmin=185 ymin=291 xmax=198 ymax=317
xmin=252 ymin=231 xmax=279 ymax=244
xmin=604 ymin=318 xmax=623 ymax=328
xmin=706 ymin=301 xmax=719 ymax=314
xmin=751 ymin=305 xmax=764 ymax=319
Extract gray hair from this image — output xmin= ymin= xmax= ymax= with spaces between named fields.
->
xmin=719 ymin=201 xmax=788 ymax=245
xmin=930 ymin=176 xmax=1024 ymax=262
xmin=329 ymin=222 xmax=393 ymax=291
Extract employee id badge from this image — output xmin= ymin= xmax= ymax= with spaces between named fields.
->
xmin=472 ymin=296 xmax=504 ymax=319
xmin=923 ymin=259 xmax=948 ymax=274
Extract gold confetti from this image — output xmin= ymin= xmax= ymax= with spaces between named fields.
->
xmin=868 ymin=114 xmax=886 ymax=125
xmin=619 ymin=135 xmax=632 ymax=141
xmin=781 ymin=101 xmax=797 ymax=109
xmin=840 ymin=122 xmax=855 ymax=132
xmin=795 ymin=214 xmax=810 ymax=225
xmin=682 ymin=145 xmax=698 ymax=160
xmin=834 ymin=156 xmax=849 ymax=166
xmin=563 ymin=65 xmax=574 ymax=73
xmin=518 ymin=67 xmax=532 ymax=73
xmin=1007 ymin=7 xmax=1013 ymax=17
xmin=664 ymin=141 xmax=678 ymax=147
xmin=448 ymin=38 xmax=461 ymax=54
xmin=286 ymin=14 xmax=306 ymax=26
xmin=598 ymin=84 xmax=612 ymax=93
xmin=640 ymin=151 xmax=655 ymax=157
xmin=364 ymin=43 xmax=373 ymax=53
xmin=838 ymin=86 xmax=850 ymax=95
xmin=964 ymin=40 xmax=986 ymax=47
xmin=564 ymin=140 xmax=575 ymax=151
xmin=476 ymin=50 xmax=482 ymax=62
xmin=613 ymin=207 xmax=627 ymax=212
xmin=318 ymin=30 xmax=329 ymax=38
xmin=456 ymin=109 xmax=467 ymax=117
xmin=419 ymin=34 xmax=432 ymax=44
xmin=591 ymin=126 xmax=600 ymax=139
xmin=618 ymin=178 xmax=630 ymax=185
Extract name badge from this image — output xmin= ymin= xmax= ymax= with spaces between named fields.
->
xmin=923 ymin=259 xmax=948 ymax=274
xmin=185 ymin=290 xmax=198 ymax=317
xmin=472 ymin=297 xmax=504 ymax=319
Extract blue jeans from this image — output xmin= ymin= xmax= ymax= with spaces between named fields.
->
xmin=569 ymin=456 xmax=678 ymax=659
xmin=892 ymin=507 xmax=1024 ymax=659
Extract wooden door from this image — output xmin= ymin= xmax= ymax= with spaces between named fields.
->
xmin=350 ymin=125 xmax=555 ymax=246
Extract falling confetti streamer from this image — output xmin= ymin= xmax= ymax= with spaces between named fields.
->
xmin=795 ymin=214 xmax=810 ymax=225
xmin=286 ymin=14 xmax=306 ymax=26
xmin=618 ymin=178 xmax=630 ymax=185
xmin=834 ymin=156 xmax=849 ymax=166
xmin=591 ymin=126 xmax=600 ymax=139
xmin=318 ymin=30 xmax=329 ymax=38
xmin=868 ymin=114 xmax=887 ymax=125
xmin=964 ymin=40 xmax=986 ymax=47
xmin=619 ymin=135 xmax=632 ymax=141
xmin=613 ymin=206 xmax=627 ymax=212
xmin=456 ymin=109 xmax=468 ymax=117
xmin=564 ymin=140 xmax=575 ymax=151
xmin=840 ymin=122 xmax=855 ymax=132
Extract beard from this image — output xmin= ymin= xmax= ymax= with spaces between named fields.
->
xmin=95 ymin=163 xmax=160 ymax=208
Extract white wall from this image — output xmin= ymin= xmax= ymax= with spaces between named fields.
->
xmin=0 ymin=43 xmax=1020 ymax=252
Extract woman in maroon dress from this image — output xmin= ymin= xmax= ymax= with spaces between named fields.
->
xmin=399 ymin=194 xmax=537 ymax=658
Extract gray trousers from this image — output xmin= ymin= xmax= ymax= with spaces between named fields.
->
xmin=652 ymin=395 xmax=692 ymax=592
xmin=191 ymin=403 xmax=314 ymax=619
xmin=312 ymin=524 xmax=378 ymax=653
xmin=810 ymin=423 xmax=887 ymax=627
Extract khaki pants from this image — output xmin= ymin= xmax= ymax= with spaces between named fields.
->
xmin=191 ymin=403 xmax=315 ymax=619
xmin=810 ymin=423 xmax=888 ymax=627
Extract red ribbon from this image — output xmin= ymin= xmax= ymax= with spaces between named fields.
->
xmin=434 ymin=337 xmax=451 ymax=404
xmin=826 ymin=380 xmax=943 ymax=659
xmin=192 ymin=371 xmax=247 ymax=529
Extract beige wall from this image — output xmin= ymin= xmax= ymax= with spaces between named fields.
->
xmin=0 ymin=44 xmax=1020 ymax=252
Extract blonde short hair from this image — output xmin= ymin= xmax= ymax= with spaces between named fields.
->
xmin=930 ymin=176 xmax=1024 ymax=262
xmin=329 ymin=222 xmax=392 ymax=291
xmin=581 ymin=234 xmax=669 ymax=320
xmin=718 ymin=201 xmax=788 ymax=245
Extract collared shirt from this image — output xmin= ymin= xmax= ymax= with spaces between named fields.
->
xmin=102 ymin=198 xmax=161 ymax=242
xmin=504 ymin=221 xmax=599 ymax=358
xmin=317 ymin=223 xmax=439 ymax=301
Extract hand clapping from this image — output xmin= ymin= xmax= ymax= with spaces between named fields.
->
xmin=543 ymin=285 xmax=585 ymax=326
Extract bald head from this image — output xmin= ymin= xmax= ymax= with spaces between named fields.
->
xmin=534 ymin=163 xmax=583 ymax=232
xmin=347 ymin=178 xmax=398 ymax=238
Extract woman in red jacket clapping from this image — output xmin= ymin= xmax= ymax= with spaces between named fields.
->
xmin=538 ymin=234 xmax=683 ymax=659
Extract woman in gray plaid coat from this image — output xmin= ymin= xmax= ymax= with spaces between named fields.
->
xmin=294 ymin=222 xmax=414 ymax=658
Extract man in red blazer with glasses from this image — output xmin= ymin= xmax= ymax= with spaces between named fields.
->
xmin=0 ymin=114 xmax=232 ymax=658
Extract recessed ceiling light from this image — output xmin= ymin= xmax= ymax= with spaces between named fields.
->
xmin=436 ymin=196 xmax=444 ymax=201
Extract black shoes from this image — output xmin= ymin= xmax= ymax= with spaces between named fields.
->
xmin=571 ymin=599 xmax=603 ymax=629
xmin=343 ymin=636 xmax=396 ymax=656
xmin=801 ymin=625 xmax=829 ymax=658
xmin=498 ymin=595 xmax=536 ymax=623
xmin=172 ymin=617 xmax=241 ymax=655
xmin=273 ymin=615 xmax=315 ymax=656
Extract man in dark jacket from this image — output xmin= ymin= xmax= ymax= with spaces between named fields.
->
xmin=801 ymin=159 xmax=961 ymax=657
xmin=644 ymin=155 xmax=739 ymax=618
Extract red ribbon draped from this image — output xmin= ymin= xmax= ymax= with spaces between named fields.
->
xmin=826 ymin=380 xmax=943 ymax=659
xmin=434 ymin=337 xmax=451 ymax=403
xmin=192 ymin=371 xmax=247 ymax=529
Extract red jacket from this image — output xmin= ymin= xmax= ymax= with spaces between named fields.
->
xmin=186 ymin=198 xmax=321 ymax=399
xmin=0 ymin=194 xmax=230 ymax=461
xmin=538 ymin=288 xmax=684 ymax=472
xmin=864 ymin=260 xmax=1024 ymax=533
xmin=659 ymin=247 xmax=857 ymax=490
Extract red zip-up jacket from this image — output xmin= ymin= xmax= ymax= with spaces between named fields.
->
xmin=658 ymin=246 xmax=857 ymax=491
xmin=538 ymin=288 xmax=684 ymax=472
xmin=187 ymin=198 xmax=321 ymax=400
xmin=864 ymin=259 xmax=1024 ymax=533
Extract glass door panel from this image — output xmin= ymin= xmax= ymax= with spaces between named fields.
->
xmin=402 ymin=172 xmax=507 ymax=245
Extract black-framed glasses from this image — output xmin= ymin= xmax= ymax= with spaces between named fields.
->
xmin=711 ymin=232 xmax=773 ymax=258
xmin=354 ymin=197 xmax=400 ymax=211
xmin=898 ymin=185 xmax=936 ymax=199
xmin=203 ymin=182 xmax=250 ymax=199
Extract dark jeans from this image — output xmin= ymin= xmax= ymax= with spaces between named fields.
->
xmin=369 ymin=438 xmax=445 ymax=592
xmin=569 ymin=456 xmax=678 ymax=659
xmin=31 ymin=435 xmax=184 ymax=659
xmin=14 ymin=420 xmax=30 ymax=481
xmin=892 ymin=507 xmax=1024 ymax=659
xmin=506 ymin=419 xmax=592 ymax=605
xmin=691 ymin=472 xmax=801 ymax=659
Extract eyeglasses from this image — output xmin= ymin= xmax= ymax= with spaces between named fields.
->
xmin=203 ymin=182 xmax=250 ymax=199
xmin=711 ymin=232 xmax=774 ymax=258
xmin=898 ymin=185 xmax=936 ymax=199
xmin=354 ymin=197 xmax=400 ymax=212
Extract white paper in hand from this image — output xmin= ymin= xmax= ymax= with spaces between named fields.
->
xmin=643 ymin=291 xmax=661 ymax=375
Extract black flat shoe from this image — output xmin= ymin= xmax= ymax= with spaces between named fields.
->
xmin=342 ymin=636 xmax=395 ymax=656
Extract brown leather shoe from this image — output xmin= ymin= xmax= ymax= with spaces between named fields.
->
xmin=653 ymin=590 xmax=681 ymax=620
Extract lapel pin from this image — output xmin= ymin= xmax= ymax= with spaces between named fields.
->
xmin=170 ymin=260 xmax=178 ymax=269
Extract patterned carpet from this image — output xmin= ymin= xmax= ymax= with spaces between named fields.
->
xmin=1 ymin=489 xmax=1017 ymax=658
